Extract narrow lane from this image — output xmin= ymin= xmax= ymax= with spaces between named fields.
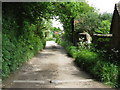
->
xmin=3 ymin=41 xmax=111 ymax=88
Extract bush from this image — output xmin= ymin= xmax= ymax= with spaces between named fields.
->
xmin=2 ymin=32 xmax=45 ymax=79
xmin=101 ymin=63 xmax=119 ymax=86
xmin=76 ymin=49 xmax=102 ymax=73
xmin=62 ymin=41 xmax=120 ymax=88
xmin=76 ymin=49 xmax=120 ymax=88
xmin=61 ymin=41 xmax=77 ymax=58
xmin=66 ymin=46 xmax=78 ymax=58
xmin=55 ymin=34 xmax=61 ymax=44
xmin=2 ymin=15 xmax=46 ymax=79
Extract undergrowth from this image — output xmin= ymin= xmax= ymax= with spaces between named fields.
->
xmin=2 ymin=7 xmax=46 ymax=79
xmin=61 ymin=41 xmax=120 ymax=88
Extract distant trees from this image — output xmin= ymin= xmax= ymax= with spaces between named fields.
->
xmin=75 ymin=12 xmax=112 ymax=35
xmin=96 ymin=13 xmax=112 ymax=34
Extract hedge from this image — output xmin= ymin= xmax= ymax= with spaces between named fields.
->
xmin=61 ymin=41 xmax=120 ymax=88
xmin=2 ymin=11 xmax=46 ymax=79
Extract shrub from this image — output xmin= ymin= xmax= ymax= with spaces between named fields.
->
xmin=55 ymin=34 xmax=61 ymax=44
xmin=62 ymin=41 xmax=120 ymax=88
xmin=76 ymin=49 xmax=101 ymax=72
xmin=61 ymin=41 xmax=77 ymax=58
xmin=101 ymin=63 xmax=119 ymax=86
xmin=66 ymin=46 xmax=78 ymax=58
xmin=2 ymin=15 xmax=46 ymax=79
xmin=75 ymin=49 xmax=119 ymax=88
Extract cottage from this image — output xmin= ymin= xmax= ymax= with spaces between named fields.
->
xmin=110 ymin=2 xmax=120 ymax=51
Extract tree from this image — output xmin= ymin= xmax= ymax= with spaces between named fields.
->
xmin=95 ymin=20 xmax=111 ymax=34
xmin=75 ymin=12 xmax=100 ymax=35
xmin=99 ymin=12 xmax=112 ymax=22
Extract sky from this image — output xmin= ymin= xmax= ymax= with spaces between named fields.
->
xmin=52 ymin=17 xmax=63 ymax=30
xmin=52 ymin=0 xmax=120 ymax=29
xmin=87 ymin=0 xmax=120 ymax=13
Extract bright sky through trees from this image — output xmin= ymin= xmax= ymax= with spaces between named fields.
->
xmin=52 ymin=17 xmax=63 ymax=30
xmin=87 ymin=0 xmax=120 ymax=13
xmin=52 ymin=0 xmax=120 ymax=29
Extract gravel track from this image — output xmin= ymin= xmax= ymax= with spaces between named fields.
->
xmin=2 ymin=41 xmax=113 ymax=89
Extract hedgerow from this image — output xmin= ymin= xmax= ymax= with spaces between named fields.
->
xmin=2 ymin=3 xmax=47 ymax=79
xmin=2 ymin=18 xmax=45 ymax=79
xmin=61 ymin=41 xmax=120 ymax=88
xmin=76 ymin=49 xmax=119 ymax=87
xmin=2 ymin=1 xmax=94 ymax=79
xmin=2 ymin=2 xmax=119 ymax=88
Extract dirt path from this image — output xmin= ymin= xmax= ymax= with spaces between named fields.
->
xmin=3 ymin=41 xmax=112 ymax=88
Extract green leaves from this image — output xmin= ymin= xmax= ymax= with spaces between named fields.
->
xmin=95 ymin=20 xmax=111 ymax=34
xmin=2 ymin=5 xmax=46 ymax=79
xmin=62 ymin=40 xmax=120 ymax=88
xmin=75 ymin=12 xmax=100 ymax=34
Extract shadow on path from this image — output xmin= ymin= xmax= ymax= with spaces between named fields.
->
xmin=2 ymin=41 xmax=112 ymax=88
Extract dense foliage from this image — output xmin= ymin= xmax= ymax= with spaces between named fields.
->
xmin=53 ymin=2 xmax=94 ymax=42
xmin=96 ymin=13 xmax=112 ymax=34
xmin=59 ymin=4 xmax=119 ymax=87
xmin=2 ymin=2 xmax=94 ymax=79
xmin=75 ymin=12 xmax=112 ymax=34
xmin=2 ymin=2 xmax=119 ymax=88
xmin=61 ymin=41 xmax=120 ymax=88
xmin=75 ymin=12 xmax=100 ymax=35
xmin=2 ymin=2 xmax=53 ymax=79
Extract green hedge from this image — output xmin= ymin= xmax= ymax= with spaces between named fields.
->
xmin=2 ymin=14 xmax=46 ymax=79
xmin=75 ymin=49 xmax=119 ymax=87
xmin=62 ymin=41 xmax=120 ymax=88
